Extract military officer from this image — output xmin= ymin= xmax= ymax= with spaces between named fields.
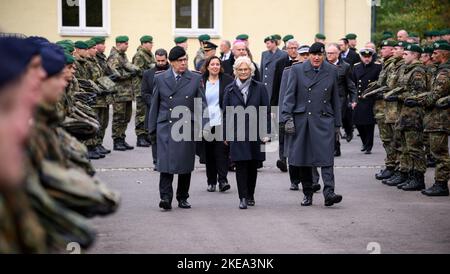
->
xmin=174 ymin=36 xmax=188 ymax=50
xmin=196 ymin=41 xmax=217 ymax=71
xmin=260 ymin=35 xmax=287 ymax=101
xmin=314 ymin=33 xmax=326 ymax=44
xmin=193 ymin=34 xmax=210 ymax=70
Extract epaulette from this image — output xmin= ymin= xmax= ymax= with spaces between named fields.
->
xmin=283 ymin=66 xmax=292 ymax=71
xmin=191 ymin=70 xmax=202 ymax=74
xmin=155 ymin=70 xmax=165 ymax=74
xmin=354 ymin=62 xmax=361 ymax=66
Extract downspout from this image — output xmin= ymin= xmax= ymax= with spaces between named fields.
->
xmin=319 ymin=0 xmax=325 ymax=34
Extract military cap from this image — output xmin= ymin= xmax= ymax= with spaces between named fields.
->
xmin=272 ymin=34 xmax=282 ymax=41
xmin=380 ymin=40 xmax=396 ymax=47
xmin=85 ymin=39 xmax=96 ymax=49
xmin=74 ymin=40 xmax=89 ymax=49
xmin=56 ymin=41 xmax=74 ymax=53
xmin=423 ymin=46 xmax=434 ymax=54
xmin=140 ymin=35 xmax=153 ymax=43
xmin=359 ymin=48 xmax=375 ymax=56
xmin=424 ymin=31 xmax=434 ymax=37
xmin=92 ymin=36 xmax=106 ymax=44
xmin=115 ymin=35 xmax=129 ymax=43
xmin=433 ymin=41 xmax=450 ymax=51
xmin=382 ymin=31 xmax=394 ymax=39
xmin=435 ymin=39 xmax=449 ymax=45
xmin=198 ymin=34 xmax=210 ymax=42
xmin=40 ymin=43 xmax=66 ymax=77
xmin=409 ymin=32 xmax=419 ymax=38
xmin=203 ymin=41 xmax=217 ymax=50
xmin=65 ymin=52 xmax=75 ymax=64
xmin=168 ymin=46 xmax=186 ymax=61
xmin=345 ymin=33 xmax=357 ymax=40
xmin=0 ymin=37 xmax=40 ymax=89
xmin=309 ymin=42 xmax=325 ymax=54
xmin=430 ymin=30 xmax=441 ymax=37
xmin=442 ymin=29 xmax=450 ymax=35
xmin=264 ymin=35 xmax=275 ymax=43
xmin=236 ymin=34 xmax=249 ymax=40
xmin=396 ymin=41 xmax=409 ymax=48
xmin=283 ymin=34 xmax=294 ymax=42
xmin=405 ymin=44 xmax=423 ymax=54
xmin=315 ymin=33 xmax=326 ymax=40
xmin=174 ymin=36 xmax=188 ymax=44
xmin=58 ymin=39 xmax=74 ymax=46
xmin=298 ymin=45 xmax=310 ymax=54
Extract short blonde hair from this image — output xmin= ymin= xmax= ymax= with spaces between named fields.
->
xmin=233 ymin=56 xmax=255 ymax=77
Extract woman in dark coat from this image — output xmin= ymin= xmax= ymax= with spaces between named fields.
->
xmin=200 ymin=56 xmax=234 ymax=193
xmin=352 ymin=48 xmax=382 ymax=154
xmin=223 ymin=56 xmax=271 ymax=209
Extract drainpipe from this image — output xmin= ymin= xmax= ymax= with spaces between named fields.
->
xmin=319 ymin=0 xmax=325 ymax=34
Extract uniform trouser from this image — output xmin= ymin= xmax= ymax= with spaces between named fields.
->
xmin=204 ymin=133 xmax=229 ymax=186
xmin=428 ymin=132 xmax=450 ymax=182
xmin=151 ymin=143 xmax=157 ymax=165
xmin=399 ymin=130 xmax=426 ymax=174
xmin=235 ymin=160 xmax=258 ymax=199
xmin=341 ymin=96 xmax=354 ymax=136
xmin=95 ymin=106 xmax=110 ymax=146
xmin=112 ymin=101 xmax=132 ymax=141
xmin=356 ymin=124 xmax=375 ymax=151
xmin=291 ymin=166 xmax=313 ymax=195
xmin=423 ymin=133 xmax=433 ymax=160
xmin=135 ymin=96 xmax=148 ymax=138
xmin=312 ymin=166 xmax=335 ymax=198
xmin=377 ymin=119 xmax=396 ymax=169
xmin=289 ymin=165 xmax=301 ymax=185
xmin=159 ymin=172 xmax=191 ymax=202
xmin=278 ymin=122 xmax=286 ymax=162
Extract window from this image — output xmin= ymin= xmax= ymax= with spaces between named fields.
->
xmin=58 ymin=0 xmax=110 ymax=36
xmin=173 ymin=0 xmax=221 ymax=37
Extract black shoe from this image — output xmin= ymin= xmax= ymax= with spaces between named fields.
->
xmin=219 ymin=183 xmax=230 ymax=192
xmin=123 ymin=140 xmax=134 ymax=150
xmin=239 ymin=198 xmax=248 ymax=209
xmin=98 ymin=145 xmax=111 ymax=154
xmin=228 ymin=163 xmax=236 ymax=172
xmin=87 ymin=148 xmax=101 ymax=160
xmin=375 ymin=168 xmax=394 ymax=180
xmin=421 ymin=181 xmax=449 ymax=196
xmin=113 ymin=140 xmax=127 ymax=151
xmin=384 ymin=172 xmax=408 ymax=186
xmin=247 ymin=197 xmax=255 ymax=206
xmin=159 ymin=199 xmax=172 ymax=210
xmin=256 ymin=161 xmax=263 ymax=169
xmin=94 ymin=146 xmax=106 ymax=158
xmin=312 ymin=183 xmax=321 ymax=192
xmin=402 ymin=171 xmax=425 ymax=191
xmin=334 ymin=148 xmax=341 ymax=157
xmin=361 ymin=145 xmax=367 ymax=152
xmin=207 ymin=184 xmax=216 ymax=192
xmin=364 ymin=150 xmax=372 ymax=154
xmin=345 ymin=132 xmax=353 ymax=142
xmin=137 ymin=136 xmax=151 ymax=147
xmin=276 ymin=160 xmax=288 ymax=172
xmin=290 ymin=183 xmax=299 ymax=191
xmin=324 ymin=193 xmax=343 ymax=207
xmin=382 ymin=171 xmax=399 ymax=184
xmin=301 ymin=194 xmax=313 ymax=206
xmin=178 ymin=200 xmax=191 ymax=209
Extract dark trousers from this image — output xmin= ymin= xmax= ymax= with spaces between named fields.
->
xmin=356 ymin=124 xmax=375 ymax=151
xmin=290 ymin=166 xmax=314 ymax=195
xmin=159 ymin=172 xmax=191 ymax=202
xmin=288 ymin=165 xmax=301 ymax=185
xmin=311 ymin=166 xmax=335 ymax=198
xmin=151 ymin=143 xmax=157 ymax=165
xmin=204 ymin=138 xmax=229 ymax=186
xmin=278 ymin=122 xmax=286 ymax=162
xmin=340 ymin=96 xmax=354 ymax=136
xmin=235 ymin=161 xmax=258 ymax=199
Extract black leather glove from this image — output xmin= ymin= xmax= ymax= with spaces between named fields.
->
xmin=404 ymin=98 xmax=420 ymax=108
xmin=284 ymin=118 xmax=295 ymax=135
xmin=384 ymin=95 xmax=398 ymax=102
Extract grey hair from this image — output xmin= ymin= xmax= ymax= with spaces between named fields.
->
xmin=286 ymin=39 xmax=299 ymax=48
xmin=233 ymin=56 xmax=255 ymax=77
xmin=326 ymin=43 xmax=341 ymax=52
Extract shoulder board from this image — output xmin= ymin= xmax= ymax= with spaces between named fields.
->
xmin=354 ymin=62 xmax=361 ymax=66
xmin=155 ymin=70 xmax=165 ymax=74
xmin=283 ymin=66 xmax=292 ymax=71
xmin=191 ymin=70 xmax=202 ymax=75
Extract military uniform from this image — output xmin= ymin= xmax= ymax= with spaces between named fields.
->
xmin=132 ymin=46 xmax=155 ymax=145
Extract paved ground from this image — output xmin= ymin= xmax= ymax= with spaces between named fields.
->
xmin=88 ymin=106 xmax=450 ymax=254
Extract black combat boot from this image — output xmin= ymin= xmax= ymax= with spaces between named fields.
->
xmin=97 ymin=145 xmax=111 ymax=154
xmin=402 ymin=171 xmax=425 ymax=191
xmin=426 ymin=155 xmax=436 ymax=168
xmin=384 ymin=171 xmax=408 ymax=187
xmin=421 ymin=181 xmax=449 ymax=196
xmin=375 ymin=167 xmax=395 ymax=180
xmin=123 ymin=140 xmax=134 ymax=150
xmin=94 ymin=146 xmax=106 ymax=158
xmin=113 ymin=139 xmax=127 ymax=151
xmin=382 ymin=171 xmax=399 ymax=184
xmin=137 ymin=135 xmax=151 ymax=147
xmin=87 ymin=146 xmax=101 ymax=160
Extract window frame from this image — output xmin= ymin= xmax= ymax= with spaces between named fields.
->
xmin=58 ymin=0 xmax=110 ymax=36
xmin=172 ymin=0 xmax=222 ymax=38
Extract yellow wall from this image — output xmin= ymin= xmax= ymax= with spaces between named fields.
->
xmin=0 ymin=0 xmax=371 ymax=64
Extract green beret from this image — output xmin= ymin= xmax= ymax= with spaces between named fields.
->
xmin=85 ymin=39 xmax=96 ymax=49
xmin=140 ymin=35 xmax=153 ymax=43
xmin=396 ymin=41 xmax=410 ymax=48
xmin=423 ymin=46 xmax=434 ymax=54
xmin=382 ymin=31 xmax=394 ymax=39
xmin=236 ymin=34 xmax=249 ymax=40
xmin=174 ymin=36 xmax=187 ymax=44
xmin=272 ymin=34 xmax=282 ymax=41
xmin=58 ymin=39 xmax=74 ymax=46
xmin=74 ymin=40 xmax=89 ymax=49
xmin=315 ymin=33 xmax=326 ymax=40
xmin=65 ymin=53 xmax=75 ymax=64
xmin=283 ymin=34 xmax=294 ymax=42
xmin=433 ymin=41 xmax=450 ymax=51
xmin=115 ymin=35 xmax=129 ymax=43
xmin=435 ymin=39 xmax=449 ymax=45
xmin=345 ymin=33 xmax=357 ymax=40
xmin=430 ymin=30 xmax=441 ymax=37
xmin=443 ymin=29 xmax=450 ymax=35
xmin=409 ymin=32 xmax=418 ymax=38
xmin=424 ymin=31 xmax=434 ymax=37
xmin=92 ymin=36 xmax=106 ymax=44
xmin=380 ymin=40 xmax=396 ymax=47
xmin=198 ymin=34 xmax=210 ymax=42
xmin=56 ymin=41 xmax=74 ymax=52
xmin=264 ymin=36 xmax=275 ymax=43
xmin=405 ymin=44 xmax=422 ymax=54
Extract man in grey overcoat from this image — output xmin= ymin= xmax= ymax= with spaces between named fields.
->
xmin=282 ymin=42 xmax=343 ymax=207
xmin=148 ymin=46 xmax=207 ymax=210
xmin=260 ymin=35 xmax=287 ymax=100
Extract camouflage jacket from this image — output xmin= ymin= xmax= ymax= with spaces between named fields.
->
xmin=384 ymin=58 xmax=406 ymax=124
xmin=86 ymin=57 xmax=109 ymax=107
xmin=374 ymin=56 xmax=396 ymax=120
xmin=396 ymin=61 xmax=428 ymax=130
xmin=422 ymin=60 xmax=450 ymax=133
xmin=74 ymin=57 xmax=90 ymax=80
xmin=193 ymin=48 xmax=205 ymax=69
xmin=132 ymin=47 xmax=155 ymax=96
xmin=95 ymin=52 xmax=114 ymax=106
xmin=107 ymin=47 xmax=137 ymax=102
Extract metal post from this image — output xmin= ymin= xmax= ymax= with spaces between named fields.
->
xmin=319 ymin=0 xmax=325 ymax=34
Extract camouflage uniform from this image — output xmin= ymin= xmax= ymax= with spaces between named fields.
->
xmin=422 ymin=64 xmax=438 ymax=165
xmin=84 ymin=56 xmax=104 ymax=149
xmin=132 ymin=46 xmax=155 ymax=139
xmin=396 ymin=62 xmax=428 ymax=175
xmin=107 ymin=47 xmax=136 ymax=142
xmin=95 ymin=52 xmax=113 ymax=146
xmin=74 ymin=56 xmax=89 ymax=80
xmin=422 ymin=60 xmax=450 ymax=183
xmin=193 ymin=48 xmax=205 ymax=70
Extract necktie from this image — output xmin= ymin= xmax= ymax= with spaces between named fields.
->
xmin=314 ymin=68 xmax=319 ymax=74
xmin=176 ymin=75 xmax=181 ymax=82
